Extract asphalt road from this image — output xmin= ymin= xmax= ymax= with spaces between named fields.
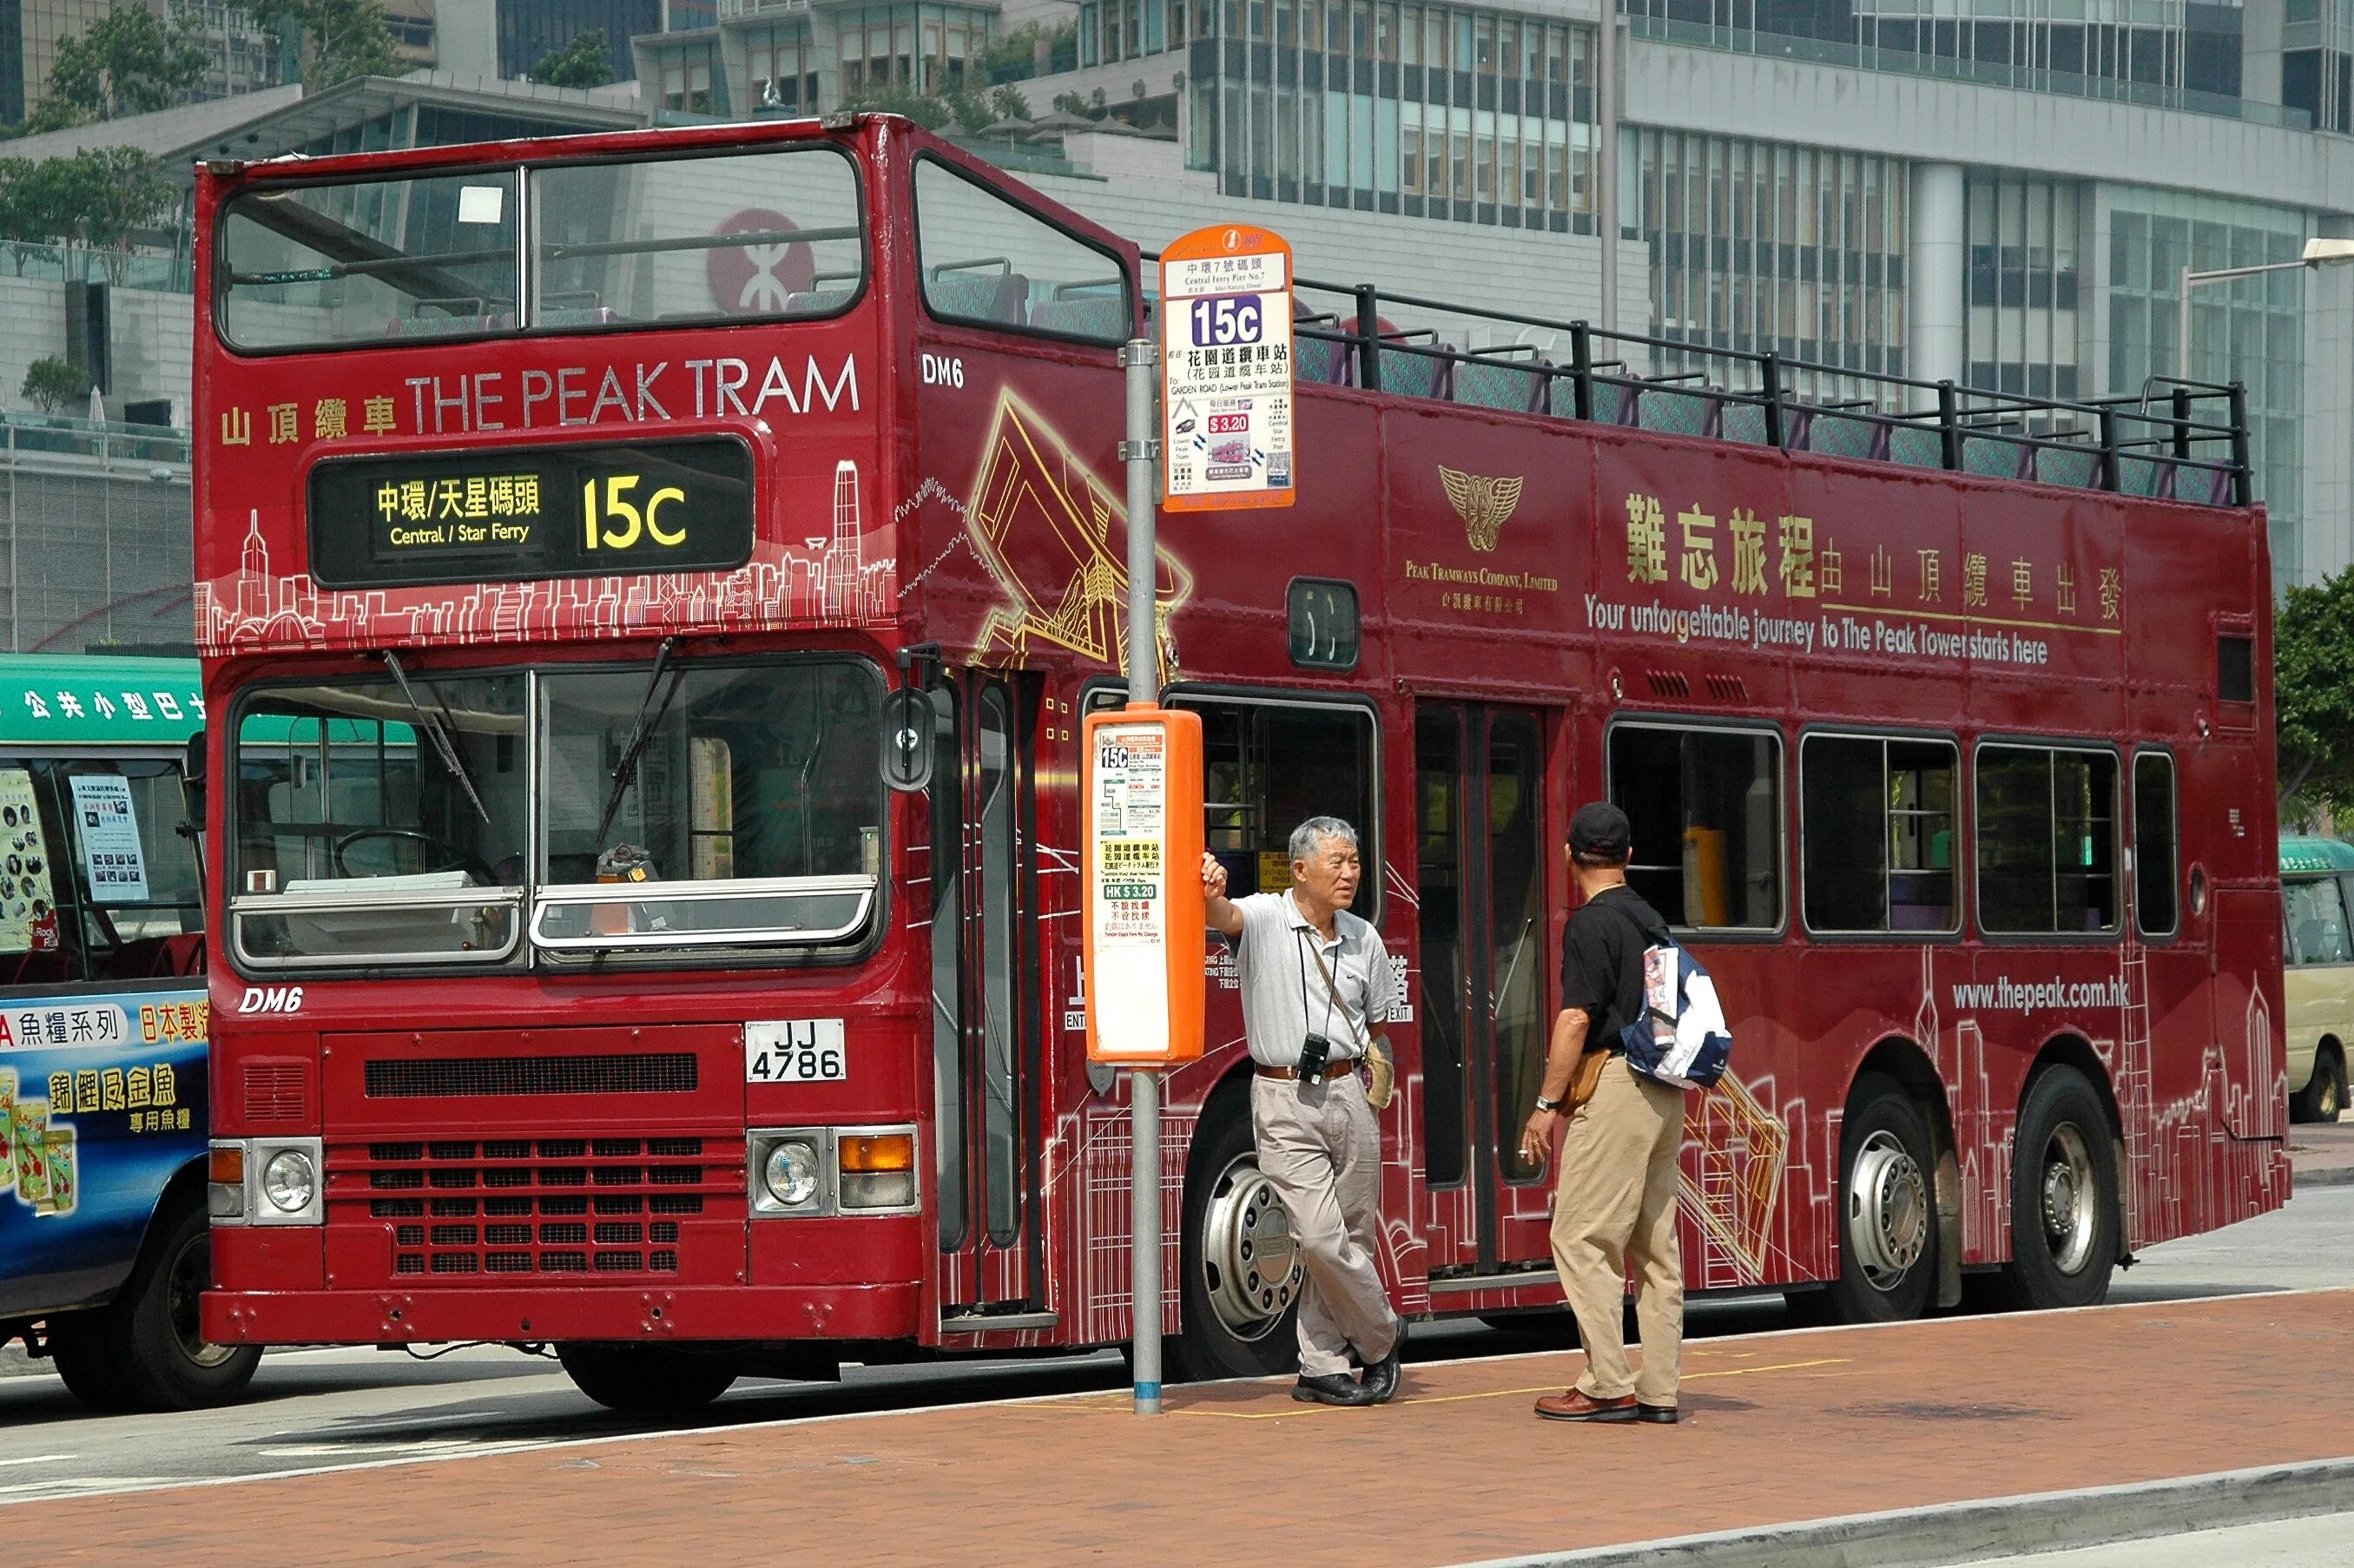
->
xmin=2 ymin=1184 xmax=2350 ymax=1511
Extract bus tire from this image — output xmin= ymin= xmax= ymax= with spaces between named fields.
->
xmin=2291 ymin=1044 xmax=2345 ymax=1124
xmin=1170 ymin=1096 xmax=1301 ymax=1382
xmin=1992 ymin=1066 xmax=2119 ymax=1313
xmin=557 ymin=1344 xmax=742 ymax=1413
xmin=53 ymin=1196 xmax=261 ymax=1412
xmin=1823 ymin=1074 xmax=1939 ymax=1324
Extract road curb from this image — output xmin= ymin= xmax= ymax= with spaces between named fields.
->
xmin=2294 ymin=1163 xmax=2354 ymax=1189
xmin=1457 ymin=1457 xmax=2354 ymax=1568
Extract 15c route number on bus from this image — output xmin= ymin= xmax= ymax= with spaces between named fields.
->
xmin=1189 ymin=295 xmax=1264 ymax=347
xmin=746 ymin=1018 xmax=848 ymax=1084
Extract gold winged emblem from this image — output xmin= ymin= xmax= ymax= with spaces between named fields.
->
xmin=1439 ymin=465 xmax=1525 ymax=553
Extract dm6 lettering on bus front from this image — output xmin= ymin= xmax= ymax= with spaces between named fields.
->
xmin=746 ymin=1019 xmax=847 ymax=1084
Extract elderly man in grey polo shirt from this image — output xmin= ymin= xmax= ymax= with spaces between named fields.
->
xmin=1200 ymin=814 xmax=1405 ymax=1407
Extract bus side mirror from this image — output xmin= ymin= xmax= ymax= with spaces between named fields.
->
xmin=181 ymin=728 xmax=208 ymax=825
xmin=880 ymin=688 xmax=933 ymax=794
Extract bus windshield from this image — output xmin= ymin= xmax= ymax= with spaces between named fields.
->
xmin=228 ymin=657 xmax=883 ymax=968
xmin=217 ymin=143 xmax=867 ymax=350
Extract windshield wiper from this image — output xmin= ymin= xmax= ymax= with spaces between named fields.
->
xmin=382 ymin=650 xmax=492 ymax=828
xmin=595 ymin=638 xmax=681 ymax=844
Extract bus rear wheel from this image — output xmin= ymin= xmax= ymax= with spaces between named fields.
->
xmin=557 ymin=1344 xmax=742 ymax=1413
xmin=1821 ymin=1074 xmax=1939 ymax=1324
xmin=1990 ymin=1066 xmax=2119 ymax=1312
xmin=1170 ymin=1095 xmax=1302 ymax=1382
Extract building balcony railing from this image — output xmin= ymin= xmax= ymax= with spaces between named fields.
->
xmin=0 ymin=240 xmax=195 ymax=295
xmin=0 ymin=414 xmax=191 ymax=471
xmin=1630 ymin=16 xmax=2316 ymax=133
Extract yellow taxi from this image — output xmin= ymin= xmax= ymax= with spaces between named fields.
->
xmin=2283 ymin=836 xmax=2354 ymax=1122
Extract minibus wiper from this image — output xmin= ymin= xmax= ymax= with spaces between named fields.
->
xmin=382 ymin=650 xmax=492 ymax=828
xmin=595 ymin=638 xmax=681 ymax=844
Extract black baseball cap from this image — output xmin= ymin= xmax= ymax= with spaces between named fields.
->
xmin=1567 ymin=801 xmax=1632 ymax=859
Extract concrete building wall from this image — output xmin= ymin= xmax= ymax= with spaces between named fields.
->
xmin=1 ymin=277 xmax=193 ymax=424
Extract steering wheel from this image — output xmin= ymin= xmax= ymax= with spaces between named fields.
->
xmin=332 ymin=827 xmax=495 ymax=885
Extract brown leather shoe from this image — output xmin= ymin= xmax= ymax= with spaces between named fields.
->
xmin=1533 ymin=1388 xmax=1639 ymax=1422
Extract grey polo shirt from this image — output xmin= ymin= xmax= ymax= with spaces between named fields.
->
xmin=1229 ymin=890 xmax=1396 ymax=1069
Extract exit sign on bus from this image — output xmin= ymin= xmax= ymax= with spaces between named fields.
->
xmin=307 ymin=435 xmax=756 ymax=590
xmin=1160 ymin=224 xmax=1296 ymax=514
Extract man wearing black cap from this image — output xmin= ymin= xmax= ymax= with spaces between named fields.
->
xmin=1520 ymin=800 xmax=1687 ymax=1424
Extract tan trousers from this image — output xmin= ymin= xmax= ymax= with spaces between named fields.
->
xmin=1251 ymin=1074 xmax=1400 ymax=1378
xmin=1549 ymin=1056 xmax=1687 ymax=1407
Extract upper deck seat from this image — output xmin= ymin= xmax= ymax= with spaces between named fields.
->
xmin=1028 ymin=294 xmax=1131 ymax=339
xmin=1636 ymin=385 xmax=1721 ymax=440
xmin=786 ymin=287 xmax=857 ymax=315
xmin=926 ymin=267 xmax=1029 ymax=325
xmin=1553 ymin=378 xmax=1639 ymax=425
xmin=1805 ymin=411 xmax=1886 ymax=462
xmin=1293 ymin=332 xmax=1355 ymax=385
xmin=2117 ymin=454 xmax=2175 ymax=500
xmin=1452 ymin=354 xmax=1546 ymax=413
xmin=2035 ymin=444 xmax=2103 ymax=490
xmin=2177 ymin=464 xmax=2234 ymax=506
xmin=1887 ymin=424 xmax=1947 ymax=469
xmin=1379 ymin=345 xmax=1452 ymax=400
xmin=1962 ymin=432 xmax=2031 ymax=480
xmin=1720 ymin=400 xmax=1774 ymax=445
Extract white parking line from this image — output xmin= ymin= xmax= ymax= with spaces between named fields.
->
xmin=0 ymin=1456 xmax=74 ymax=1469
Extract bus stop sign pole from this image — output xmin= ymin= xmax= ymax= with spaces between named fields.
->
xmin=1121 ymin=335 xmax=1163 ymax=1415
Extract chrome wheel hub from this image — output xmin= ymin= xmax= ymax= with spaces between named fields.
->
xmin=2038 ymin=1123 xmax=2099 ymax=1275
xmin=1200 ymin=1155 xmax=1302 ymax=1340
xmin=1847 ymin=1129 xmax=1929 ymax=1291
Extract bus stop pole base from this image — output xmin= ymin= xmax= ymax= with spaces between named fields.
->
xmin=1131 ymin=1066 xmax=1163 ymax=1415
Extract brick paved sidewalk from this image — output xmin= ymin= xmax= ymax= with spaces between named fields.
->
xmin=23 ymin=1289 xmax=2354 ymax=1567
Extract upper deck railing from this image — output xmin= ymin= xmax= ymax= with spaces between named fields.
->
xmin=1237 ymin=270 xmax=2250 ymax=510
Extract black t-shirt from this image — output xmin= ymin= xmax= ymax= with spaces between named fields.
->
xmin=1558 ymin=884 xmax=1670 ymax=1050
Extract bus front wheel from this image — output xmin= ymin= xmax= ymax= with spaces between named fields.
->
xmin=1822 ymin=1074 xmax=1940 ymax=1324
xmin=1991 ymin=1066 xmax=2119 ymax=1312
xmin=1170 ymin=1096 xmax=1302 ymax=1382
xmin=557 ymin=1343 xmax=742 ymax=1413
xmin=49 ymin=1195 xmax=261 ymax=1412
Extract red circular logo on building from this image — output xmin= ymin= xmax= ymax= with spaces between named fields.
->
xmin=706 ymin=208 xmax=814 ymax=316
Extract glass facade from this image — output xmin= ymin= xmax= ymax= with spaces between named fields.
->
xmin=1630 ymin=128 xmax=1908 ymax=392
xmin=1147 ymin=2 xmax=1597 ymax=229
xmin=2107 ymin=187 xmax=2307 ymax=588
xmin=1964 ymin=173 xmax=2083 ymax=401
xmin=2282 ymin=0 xmax=2354 ymax=131
xmin=835 ymin=3 xmax=989 ymax=96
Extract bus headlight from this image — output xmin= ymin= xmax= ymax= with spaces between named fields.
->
xmin=262 ymin=1149 xmax=317 ymax=1214
xmin=763 ymin=1140 xmax=821 ymax=1209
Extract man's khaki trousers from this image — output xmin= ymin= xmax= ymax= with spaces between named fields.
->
xmin=1251 ymin=1074 xmax=1400 ymax=1378
xmin=1548 ymin=1055 xmax=1687 ymax=1407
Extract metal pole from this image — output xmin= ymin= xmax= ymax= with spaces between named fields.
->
xmin=2177 ymin=265 xmax=2192 ymax=382
xmin=1121 ymin=333 xmax=1163 ymax=1416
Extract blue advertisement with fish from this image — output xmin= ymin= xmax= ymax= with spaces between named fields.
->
xmin=0 ymin=989 xmax=208 ymax=1317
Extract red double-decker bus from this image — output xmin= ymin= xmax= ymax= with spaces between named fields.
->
xmin=192 ymin=115 xmax=2285 ymax=1410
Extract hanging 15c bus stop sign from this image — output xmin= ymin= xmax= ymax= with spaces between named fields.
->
xmin=1160 ymin=224 xmax=1296 ymax=513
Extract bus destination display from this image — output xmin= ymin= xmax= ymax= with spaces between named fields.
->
xmin=307 ymin=436 xmax=755 ymax=588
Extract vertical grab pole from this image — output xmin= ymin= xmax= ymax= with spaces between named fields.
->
xmin=1121 ymin=333 xmax=1164 ymax=1416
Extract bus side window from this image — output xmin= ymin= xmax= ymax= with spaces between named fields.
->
xmin=912 ymin=157 xmax=1134 ymax=344
xmin=2133 ymin=752 xmax=2178 ymax=938
xmin=1608 ymin=721 xmax=1784 ymax=932
xmin=1975 ymin=743 xmax=2120 ymax=936
xmin=1176 ymin=696 xmax=1379 ymax=923
xmin=1800 ymin=734 xmax=1959 ymax=936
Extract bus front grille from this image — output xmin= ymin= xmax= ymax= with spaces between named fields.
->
xmin=336 ymin=1135 xmax=742 ymax=1281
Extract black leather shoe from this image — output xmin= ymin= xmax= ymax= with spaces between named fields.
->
xmin=1292 ymin=1372 xmax=1375 ymax=1407
xmin=1638 ymin=1404 xmax=1678 ymax=1424
xmin=1362 ymin=1321 xmax=1406 ymax=1404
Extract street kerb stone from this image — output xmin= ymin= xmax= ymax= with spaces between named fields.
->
xmin=10 ymin=1288 xmax=2354 ymax=1568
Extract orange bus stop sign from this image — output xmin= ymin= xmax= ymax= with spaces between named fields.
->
xmin=1159 ymin=224 xmax=1296 ymax=513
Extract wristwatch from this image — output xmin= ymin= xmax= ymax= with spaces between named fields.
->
xmin=1533 ymin=1093 xmax=1566 ymax=1113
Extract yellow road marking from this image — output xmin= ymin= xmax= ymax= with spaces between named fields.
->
xmin=1166 ymin=1357 xmax=1850 ymax=1419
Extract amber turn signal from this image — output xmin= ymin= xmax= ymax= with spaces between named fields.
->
xmin=208 ymin=1145 xmax=246 ymax=1184
xmin=838 ymin=1133 xmax=914 ymax=1173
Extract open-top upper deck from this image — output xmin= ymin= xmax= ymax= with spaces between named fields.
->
xmin=192 ymin=113 xmax=2257 ymax=666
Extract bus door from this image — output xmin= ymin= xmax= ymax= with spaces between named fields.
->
xmin=1414 ymin=703 xmax=1558 ymax=1277
xmin=929 ymin=672 xmax=1045 ymax=1320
